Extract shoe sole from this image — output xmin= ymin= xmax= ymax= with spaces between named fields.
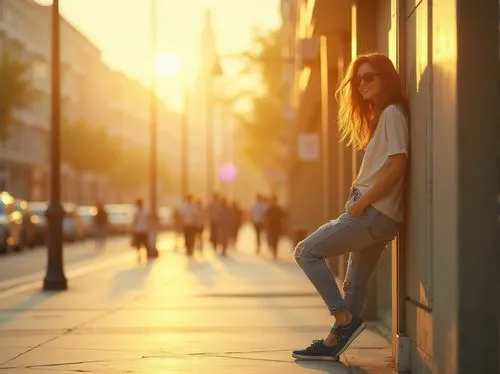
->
xmin=292 ymin=353 xmax=339 ymax=361
xmin=334 ymin=321 xmax=367 ymax=357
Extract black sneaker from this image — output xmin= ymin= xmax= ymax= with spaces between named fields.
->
xmin=292 ymin=340 xmax=339 ymax=361
xmin=330 ymin=315 xmax=366 ymax=357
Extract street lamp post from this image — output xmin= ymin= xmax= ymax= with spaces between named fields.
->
xmin=43 ymin=0 xmax=67 ymax=291
xmin=181 ymin=87 xmax=189 ymax=197
xmin=205 ymin=74 xmax=214 ymax=201
xmin=149 ymin=0 xmax=158 ymax=257
xmin=205 ymin=61 xmax=223 ymax=201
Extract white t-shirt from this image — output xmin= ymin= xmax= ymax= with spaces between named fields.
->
xmin=179 ymin=202 xmax=198 ymax=226
xmin=251 ymin=202 xmax=268 ymax=223
xmin=354 ymin=104 xmax=409 ymax=222
xmin=133 ymin=208 xmax=148 ymax=233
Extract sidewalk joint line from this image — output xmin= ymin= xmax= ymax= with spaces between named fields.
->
xmin=142 ymin=348 xmax=293 ymax=359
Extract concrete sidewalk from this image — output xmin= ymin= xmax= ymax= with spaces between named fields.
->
xmin=0 ymin=230 xmax=395 ymax=373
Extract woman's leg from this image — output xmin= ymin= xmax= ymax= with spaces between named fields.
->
xmin=294 ymin=211 xmax=382 ymax=315
xmin=293 ymin=207 xmax=398 ymax=359
xmin=342 ymin=241 xmax=388 ymax=318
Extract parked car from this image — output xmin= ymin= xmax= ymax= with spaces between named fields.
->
xmin=63 ymin=203 xmax=85 ymax=241
xmin=76 ymin=205 xmax=97 ymax=238
xmin=105 ymin=204 xmax=134 ymax=235
xmin=0 ymin=191 xmax=23 ymax=254
xmin=28 ymin=202 xmax=84 ymax=243
xmin=28 ymin=201 xmax=48 ymax=245
xmin=15 ymin=198 xmax=38 ymax=248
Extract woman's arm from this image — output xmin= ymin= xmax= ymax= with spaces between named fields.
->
xmin=349 ymin=154 xmax=407 ymax=216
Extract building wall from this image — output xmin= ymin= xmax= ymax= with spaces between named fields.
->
xmin=402 ymin=0 xmax=434 ymax=370
xmin=0 ymin=0 xmax=50 ymax=199
xmin=289 ymin=0 xmax=499 ymax=372
xmin=288 ymin=136 xmax=324 ymax=233
xmin=397 ymin=0 xmax=498 ymax=372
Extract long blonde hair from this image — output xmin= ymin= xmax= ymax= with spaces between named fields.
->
xmin=335 ymin=53 xmax=409 ymax=150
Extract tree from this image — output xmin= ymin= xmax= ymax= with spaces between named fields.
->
xmin=61 ymin=121 xmax=90 ymax=171
xmin=227 ymin=28 xmax=287 ymax=174
xmin=61 ymin=118 xmax=125 ymax=198
xmin=61 ymin=120 xmax=120 ymax=174
xmin=85 ymin=125 xmax=121 ymax=175
xmin=0 ymin=49 xmax=37 ymax=141
xmin=61 ymin=119 xmax=175 ymax=195
xmin=108 ymin=146 xmax=149 ymax=190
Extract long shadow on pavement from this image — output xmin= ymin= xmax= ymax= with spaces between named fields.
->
xmin=295 ymin=360 xmax=350 ymax=373
xmin=215 ymin=251 xmax=305 ymax=283
xmin=186 ymin=255 xmax=218 ymax=286
xmin=0 ymin=290 xmax=59 ymax=326
xmin=107 ymin=260 xmax=155 ymax=300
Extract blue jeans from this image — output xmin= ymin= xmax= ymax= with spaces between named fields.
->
xmin=294 ymin=189 xmax=400 ymax=316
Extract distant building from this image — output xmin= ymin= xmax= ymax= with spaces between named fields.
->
xmin=186 ymin=9 xmax=218 ymax=201
xmin=0 ymin=0 xmax=181 ymax=205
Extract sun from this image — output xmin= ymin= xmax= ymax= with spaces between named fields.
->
xmin=155 ymin=53 xmax=181 ymax=79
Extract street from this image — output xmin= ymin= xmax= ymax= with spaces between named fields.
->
xmin=0 ymin=237 xmax=123 ymax=284
xmin=0 ymin=235 xmax=174 ymax=292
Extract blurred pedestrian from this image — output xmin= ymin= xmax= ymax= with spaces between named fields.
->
xmin=93 ymin=202 xmax=108 ymax=251
xmin=194 ymin=199 xmax=206 ymax=251
xmin=179 ymin=194 xmax=198 ymax=256
xmin=131 ymin=199 xmax=149 ymax=262
xmin=172 ymin=206 xmax=182 ymax=251
xmin=207 ymin=193 xmax=221 ymax=251
xmin=265 ymin=195 xmax=285 ymax=260
xmin=229 ymin=200 xmax=243 ymax=250
xmin=147 ymin=213 xmax=159 ymax=259
xmin=216 ymin=196 xmax=232 ymax=256
xmin=250 ymin=193 xmax=268 ymax=254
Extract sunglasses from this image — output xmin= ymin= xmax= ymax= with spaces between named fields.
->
xmin=353 ymin=72 xmax=380 ymax=86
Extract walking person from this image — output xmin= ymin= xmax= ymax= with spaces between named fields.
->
xmin=131 ymin=199 xmax=149 ymax=263
xmin=207 ymin=193 xmax=221 ymax=251
xmin=194 ymin=199 xmax=206 ymax=252
xmin=264 ymin=195 xmax=284 ymax=260
xmin=250 ymin=193 xmax=268 ymax=254
xmin=179 ymin=195 xmax=198 ymax=257
xmin=215 ymin=196 xmax=232 ymax=257
xmin=229 ymin=200 xmax=243 ymax=250
xmin=292 ymin=53 xmax=409 ymax=361
xmin=172 ymin=207 xmax=182 ymax=251
xmin=93 ymin=202 xmax=108 ymax=251
xmin=147 ymin=213 xmax=159 ymax=259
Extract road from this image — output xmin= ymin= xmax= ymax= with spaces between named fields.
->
xmin=0 ymin=232 xmax=178 ymax=292
xmin=0 ymin=225 xmax=292 ymax=294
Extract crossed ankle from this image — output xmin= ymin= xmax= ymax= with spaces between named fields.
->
xmin=334 ymin=311 xmax=353 ymax=327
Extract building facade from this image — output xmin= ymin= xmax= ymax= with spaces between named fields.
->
xmin=283 ymin=0 xmax=499 ymax=372
xmin=0 ymin=0 xmax=181 ymax=206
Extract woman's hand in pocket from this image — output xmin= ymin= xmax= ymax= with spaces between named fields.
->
xmin=348 ymin=198 xmax=369 ymax=217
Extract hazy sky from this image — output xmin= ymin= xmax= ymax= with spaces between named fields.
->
xmin=36 ymin=0 xmax=281 ymax=110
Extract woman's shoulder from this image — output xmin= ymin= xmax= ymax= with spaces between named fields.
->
xmin=382 ymin=103 xmax=406 ymax=116
xmin=381 ymin=104 xmax=409 ymax=125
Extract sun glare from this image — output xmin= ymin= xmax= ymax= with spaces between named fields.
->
xmin=155 ymin=53 xmax=182 ymax=79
